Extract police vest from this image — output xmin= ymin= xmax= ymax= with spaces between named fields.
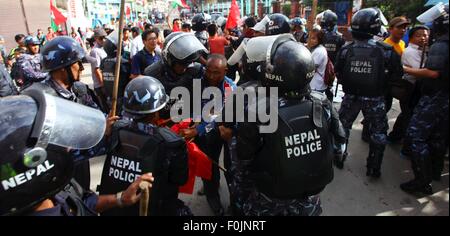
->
xmin=323 ymin=32 xmax=344 ymax=64
xmin=253 ymin=96 xmax=334 ymax=199
xmin=99 ymin=125 xmax=165 ymax=216
xmin=101 ymin=57 xmax=116 ymax=100
xmin=101 ymin=57 xmax=130 ymax=100
xmin=342 ymin=43 xmax=386 ymax=97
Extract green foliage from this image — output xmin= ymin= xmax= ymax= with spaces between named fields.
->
xmin=363 ymin=0 xmax=428 ymax=23
xmin=282 ymin=3 xmax=291 ymax=16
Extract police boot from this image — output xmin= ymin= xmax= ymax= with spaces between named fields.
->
xmin=334 ymin=151 xmax=347 ymax=170
xmin=400 ymin=156 xmax=433 ymax=195
xmin=361 ymin=121 xmax=370 ymax=143
xmin=431 ymin=155 xmax=444 ymax=181
xmin=366 ymin=144 xmax=384 ymax=179
xmin=206 ymin=195 xmax=224 ymax=216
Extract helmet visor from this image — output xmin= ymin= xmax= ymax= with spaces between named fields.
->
xmin=26 ymin=91 xmax=106 ymax=150
xmin=417 ymin=2 xmax=446 ymax=23
xmin=166 ymin=33 xmax=208 ymax=61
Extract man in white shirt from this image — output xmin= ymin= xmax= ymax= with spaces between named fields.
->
xmin=130 ymin=27 xmax=144 ymax=59
xmin=89 ymin=28 xmax=108 ymax=112
xmin=388 ymin=26 xmax=430 ymax=143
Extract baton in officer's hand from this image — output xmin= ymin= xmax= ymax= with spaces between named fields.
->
xmin=139 ymin=181 xmax=151 ymax=216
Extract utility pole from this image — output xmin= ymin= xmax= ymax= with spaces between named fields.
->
xmin=307 ymin=0 xmax=318 ymax=31
xmin=19 ymin=0 xmax=31 ymax=34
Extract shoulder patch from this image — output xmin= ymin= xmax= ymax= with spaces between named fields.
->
xmin=158 ymin=127 xmax=184 ymax=144
xmin=376 ymin=41 xmax=393 ymax=50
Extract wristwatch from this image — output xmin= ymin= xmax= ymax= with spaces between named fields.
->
xmin=116 ymin=191 xmax=124 ymax=208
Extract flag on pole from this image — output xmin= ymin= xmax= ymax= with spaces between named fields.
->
xmin=170 ymin=0 xmax=190 ymax=9
xmin=50 ymin=0 xmax=67 ymax=31
xmin=226 ymin=0 xmax=241 ymax=30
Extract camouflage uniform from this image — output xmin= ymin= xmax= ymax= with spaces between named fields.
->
xmin=402 ymin=35 xmax=449 ymax=186
xmin=243 ymin=191 xmax=322 ymax=216
xmin=18 ymin=54 xmax=48 ymax=88
xmin=339 ymin=95 xmax=389 ymax=154
xmin=404 ymin=91 xmax=449 ymax=179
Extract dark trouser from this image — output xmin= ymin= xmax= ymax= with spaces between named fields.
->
xmin=390 ymin=83 xmax=422 ymax=140
xmin=95 ymin=87 xmax=109 ymax=114
xmin=404 ymin=91 xmax=449 ymax=184
xmin=73 ymin=160 xmax=91 ymax=190
xmin=339 ymin=95 xmax=388 ymax=171
xmin=201 ymin=129 xmax=232 ymax=199
xmin=362 ymin=93 xmax=393 ymax=140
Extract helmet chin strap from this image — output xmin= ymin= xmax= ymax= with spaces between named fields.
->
xmin=64 ymin=66 xmax=76 ymax=86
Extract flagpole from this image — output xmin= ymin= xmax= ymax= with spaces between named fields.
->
xmin=20 ymin=0 xmax=31 ymax=35
xmin=111 ymin=0 xmax=126 ymax=117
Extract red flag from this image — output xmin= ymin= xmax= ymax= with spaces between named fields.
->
xmin=225 ymin=0 xmax=241 ymax=30
xmin=181 ymin=0 xmax=190 ymax=9
xmin=50 ymin=0 xmax=67 ymax=26
xmin=171 ymin=120 xmax=212 ymax=194
xmin=126 ymin=5 xmax=131 ymax=18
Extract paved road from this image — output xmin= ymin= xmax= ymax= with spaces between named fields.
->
xmin=81 ymin=65 xmax=449 ymax=216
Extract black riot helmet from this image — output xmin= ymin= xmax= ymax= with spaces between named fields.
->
xmin=162 ymin=32 xmax=208 ymax=68
xmin=433 ymin=3 xmax=449 ymax=35
xmin=320 ymin=10 xmax=338 ymax=31
xmin=0 ymin=90 xmax=106 ymax=216
xmin=266 ymin=13 xmax=291 ymax=36
xmin=103 ymin=37 xmax=118 ymax=58
xmin=350 ymin=8 xmax=382 ymax=39
xmin=40 ymin=36 xmax=85 ymax=72
xmin=123 ymin=76 xmax=170 ymax=116
xmin=192 ymin=13 xmax=210 ymax=32
xmin=262 ymin=34 xmax=315 ymax=97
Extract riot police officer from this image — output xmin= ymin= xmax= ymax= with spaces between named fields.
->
xmin=98 ymin=76 xmax=191 ymax=216
xmin=400 ymin=3 xmax=449 ymax=195
xmin=335 ymin=8 xmax=403 ymax=176
xmin=266 ymin=13 xmax=291 ymax=36
xmin=290 ymin=17 xmax=308 ymax=44
xmin=101 ymin=31 xmax=131 ymax=113
xmin=0 ymin=90 xmax=153 ymax=216
xmin=192 ymin=13 xmax=210 ymax=49
xmin=144 ymin=32 xmax=208 ymax=122
xmin=320 ymin=10 xmax=346 ymax=64
xmin=22 ymin=36 xmax=104 ymax=190
xmin=233 ymin=34 xmax=346 ymax=216
xmin=17 ymin=36 xmax=48 ymax=88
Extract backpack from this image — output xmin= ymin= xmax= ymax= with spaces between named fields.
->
xmin=323 ymin=57 xmax=336 ymax=87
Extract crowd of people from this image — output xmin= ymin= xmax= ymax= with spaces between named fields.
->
xmin=0 ymin=3 xmax=448 ymax=216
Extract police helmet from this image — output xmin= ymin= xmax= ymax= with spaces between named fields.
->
xmin=433 ymin=3 xmax=449 ymax=34
xmin=123 ymin=76 xmax=170 ymax=115
xmin=350 ymin=8 xmax=382 ymax=39
xmin=40 ymin=36 xmax=85 ymax=72
xmin=162 ymin=32 xmax=208 ymax=68
xmin=0 ymin=90 xmax=106 ymax=215
xmin=24 ymin=36 xmax=41 ymax=46
xmin=192 ymin=13 xmax=210 ymax=32
xmin=262 ymin=34 xmax=315 ymax=97
xmin=320 ymin=10 xmax=338 ymax=31
xmin=290 ymin=17 xmax=304 ymax=27
xmin=266 ymin=13 xmax=291 ymax=35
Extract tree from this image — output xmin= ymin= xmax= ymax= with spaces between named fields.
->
xmin=363 ymin=0 xmax=428 ymax=24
